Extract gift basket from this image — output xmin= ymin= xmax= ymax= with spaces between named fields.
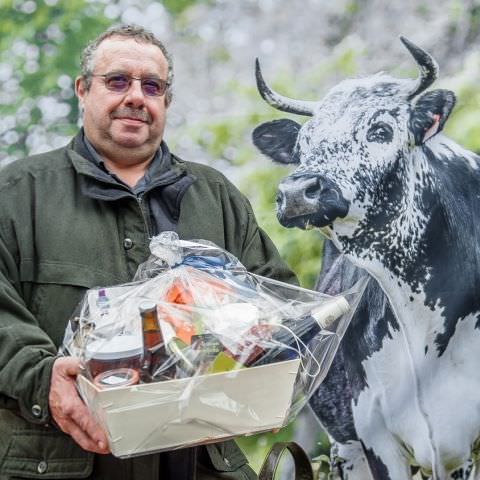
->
xmin=62 ymin=232 xmax=366 ymax=458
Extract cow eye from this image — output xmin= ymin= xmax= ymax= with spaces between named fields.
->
xmin=367 ymin=122 xmax=393 ymax=143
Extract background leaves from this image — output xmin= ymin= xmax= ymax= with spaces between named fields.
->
xmin=1 ymin=0 xmax=480 ymax=475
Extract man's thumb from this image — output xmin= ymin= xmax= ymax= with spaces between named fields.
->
xmin=54 ymin=356 xmax=81 ymax=377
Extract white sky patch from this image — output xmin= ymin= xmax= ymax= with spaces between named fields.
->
xmin=37 ymin=97 xmax=70 ymax=123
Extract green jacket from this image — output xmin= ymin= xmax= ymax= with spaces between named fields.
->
xmin=0 ymin=136 xmax=295 ymax=479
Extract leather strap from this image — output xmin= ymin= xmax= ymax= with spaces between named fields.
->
xmin=258 ymin=442 xmax=314 ymax=480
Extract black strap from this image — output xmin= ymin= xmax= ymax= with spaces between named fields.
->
xmin=258 ymin=442 xmax=314 ymax=480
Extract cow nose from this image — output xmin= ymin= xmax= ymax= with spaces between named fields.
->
xmin=277 ymin=175 xmax=324 ymax=217
xmin=277 ymin=174 xmax=349 ymax=228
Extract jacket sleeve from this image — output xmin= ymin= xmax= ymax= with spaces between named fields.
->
xmin=224 ymin=183 xmax=298 ymax=286
xmin=0 ymin=228 xmax=57 ymax=425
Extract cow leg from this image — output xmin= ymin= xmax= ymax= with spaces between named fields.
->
xmin=448 ymin=459 xmax=474 ymax=479
xmin=352 ymin=411 xmax=412 ymax=480
xmin=329 ymin=440 xmax=374 ymax=480
xmin=418 ymin=459 xmax=475 ymax=480
xmin=471 ymin=457 xmax=480 ymax=479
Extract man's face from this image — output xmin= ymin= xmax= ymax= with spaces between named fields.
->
xmin=75 ymin=37 xmax=169 ymax=163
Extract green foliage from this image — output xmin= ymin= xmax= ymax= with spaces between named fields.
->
xmin=334 ymin=47 xmax=358 ymax=77
xmin=2 ymin=3 xmax=480 ymax=470
xmin=236 ymin=424 xmax=295 ymax=474
xmin=237 ymin=420 xmax=330 ymax=475
xmin=241 ymin=165 xmax=324 ymax=289
xmin=162 ymin=0 xmax=211 ymax=15
xmin=0 ymin=0 xmax=113 ymax=159
xmin=345 ymin=1 xmax=360 ymax=16
xmin=443 ymin=69 xmax=480 ymax=152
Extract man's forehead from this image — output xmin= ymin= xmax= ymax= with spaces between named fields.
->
xmin=93 ymin=37 xmax=168 ymax=75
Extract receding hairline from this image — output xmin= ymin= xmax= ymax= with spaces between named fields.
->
xmin=92 ymin=35 xmax=170 ymax=70
xmin=79 ymin=24 xmax=174 ymax=104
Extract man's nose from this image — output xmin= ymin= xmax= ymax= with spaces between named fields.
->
xmin=124 ymin=79 xmax=145 ymax=107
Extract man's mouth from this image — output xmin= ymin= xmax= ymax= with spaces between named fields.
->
xmin=111 ymin=108 xmax=151 ymax=124
xmin=116 ymin=117 xmax=145 ymax=123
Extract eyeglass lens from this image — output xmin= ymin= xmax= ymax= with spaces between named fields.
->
xmin=104 ymin=73 xmax=167 ymax=96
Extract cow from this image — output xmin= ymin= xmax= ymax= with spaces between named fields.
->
xmin=252 ymin=36 xmax=480 ymax=480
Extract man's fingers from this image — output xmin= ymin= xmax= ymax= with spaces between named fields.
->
xmin=69 ymin=402 xmax=109 ymax=449
xmin=57 ymin=417 xmax=109 ymax=454
xmin=49 ymin=356 xmax=110 ymax=454
xmin=58 ymin=395 xmax=110 ymax=451
xmin=55 ymin=356 xmax=81 ymax=378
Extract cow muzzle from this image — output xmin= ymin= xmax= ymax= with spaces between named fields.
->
xmin=276 ymin=174 xmax=349 ymax=229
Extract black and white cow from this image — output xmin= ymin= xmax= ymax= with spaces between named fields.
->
xmin=253 ymin=37 xmax=480 ymax=480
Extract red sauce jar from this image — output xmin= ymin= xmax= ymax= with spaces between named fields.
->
xmin=86 ymin=335 xmax=143 ymax=378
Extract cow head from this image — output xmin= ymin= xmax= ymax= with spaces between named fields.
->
xmin=253 ymin=37 xmax=456 ymax=239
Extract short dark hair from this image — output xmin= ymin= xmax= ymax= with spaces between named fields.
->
xmin=80 ymin=24 xmax=174 ymax=104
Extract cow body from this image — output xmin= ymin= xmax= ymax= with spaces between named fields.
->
xmin=253 ymin=38 xmax=480 ymax=479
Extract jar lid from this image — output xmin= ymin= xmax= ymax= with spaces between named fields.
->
xmin=93 ymin=368 xmax=140 ymax=389
xmin=86 ymin=334 xmax=143 ymax=360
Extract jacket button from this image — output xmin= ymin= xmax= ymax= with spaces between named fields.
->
xmin=37 ymin=461 xmax=48 ymax=474
xmin=31 ymin=404 xmax=42 ymax=417
xmin=123 ymin=238 xmax=134 ymax=250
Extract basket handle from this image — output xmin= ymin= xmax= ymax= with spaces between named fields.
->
xmin=258 ymin=441 xmax=314 ymax=480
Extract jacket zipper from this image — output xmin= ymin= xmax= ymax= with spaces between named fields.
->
xmin=135 ymin=194 xmax=153 ymax=239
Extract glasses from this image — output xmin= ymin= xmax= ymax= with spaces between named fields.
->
xmin=91 ymin=72 xmax=169 ymax=97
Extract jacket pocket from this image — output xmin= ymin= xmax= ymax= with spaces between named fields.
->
xmin=19 ymin=260 xmax=120 ymax=288
xmin=0 ymin=411 xmax=93 ymax=479
xmin=19 ymin=260 xmax=122 ymax=347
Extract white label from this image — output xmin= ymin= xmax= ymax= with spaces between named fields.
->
xmin=101 ymin=374 xmax=128 ymax=385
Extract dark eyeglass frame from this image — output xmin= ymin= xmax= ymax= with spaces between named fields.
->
xmin=91 ymin=72 xmax=169 ymax=97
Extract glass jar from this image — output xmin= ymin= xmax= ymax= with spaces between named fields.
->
xmin=86 ymin=334 xmax=143 ymax=378
xmin=93 ymin=368 xmax=140 ymax=389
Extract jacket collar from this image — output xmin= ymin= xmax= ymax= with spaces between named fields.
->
xmin=66 ymin=130 xmax=192 ymax=202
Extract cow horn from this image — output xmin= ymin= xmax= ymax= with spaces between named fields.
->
xmin=400 ymin=36 xmax=439 ymax=101
xmin=255 ymin=58 xmax=316 ymax=116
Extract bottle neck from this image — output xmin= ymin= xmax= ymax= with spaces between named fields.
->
xmin=141 ymin=312 xmax=163 ymax=349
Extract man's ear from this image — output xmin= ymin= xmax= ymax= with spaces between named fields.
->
xmin=252 ymin=119 xmax=301 ymax=165
xmin=164 ymin=91 xmax=172 ymax=108
xmin=74 ymin=76 xmax=87 ymax=115
xmin=409 ymin=89 xmax=456 ymax=145
xmin=75 ymin=76 xmax=86 ymax=99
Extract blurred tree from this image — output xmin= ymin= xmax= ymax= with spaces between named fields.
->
xmin=0 ymin=0 xmax=114 ymax=163
xmin=1 ymin=0 xmax=480 ymax=474
xmin=0 ymin=0 xmax=207 ymax=165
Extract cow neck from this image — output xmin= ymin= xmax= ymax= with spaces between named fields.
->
xmin=337 ymin=147 xmax=431 ymax=288
xmin=336 ymin=139 xmax=480 ymax=355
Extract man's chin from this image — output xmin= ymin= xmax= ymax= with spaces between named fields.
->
xmin=111 ymin=132 xmax=150 ymax=149
xmin=116 ymin=139 xmax=145 ymax=149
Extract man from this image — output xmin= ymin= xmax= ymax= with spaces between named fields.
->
xmin=0 ymin=25 xmax=295 ymax=479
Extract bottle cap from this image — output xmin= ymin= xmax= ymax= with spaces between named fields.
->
xmin=139 ymin=301 xmax=157 ymax=314
xmin=311 ymin=296 xmax=350 ymax=329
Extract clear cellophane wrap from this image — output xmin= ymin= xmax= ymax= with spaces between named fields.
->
xmin=62 ymin=232 xmax=366 ymax=457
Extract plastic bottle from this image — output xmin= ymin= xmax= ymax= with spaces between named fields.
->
xmin=96 ymin=289 xmax=110 ymax=318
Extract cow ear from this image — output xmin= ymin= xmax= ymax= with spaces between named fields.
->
xmin=252 ymin=119 xmax=301 ymax=165
xmin=409 ymin=89 xmax=456 ymax=145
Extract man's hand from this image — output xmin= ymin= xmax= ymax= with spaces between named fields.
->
xmin=49 ymin=357 xmax=110 ymax=454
